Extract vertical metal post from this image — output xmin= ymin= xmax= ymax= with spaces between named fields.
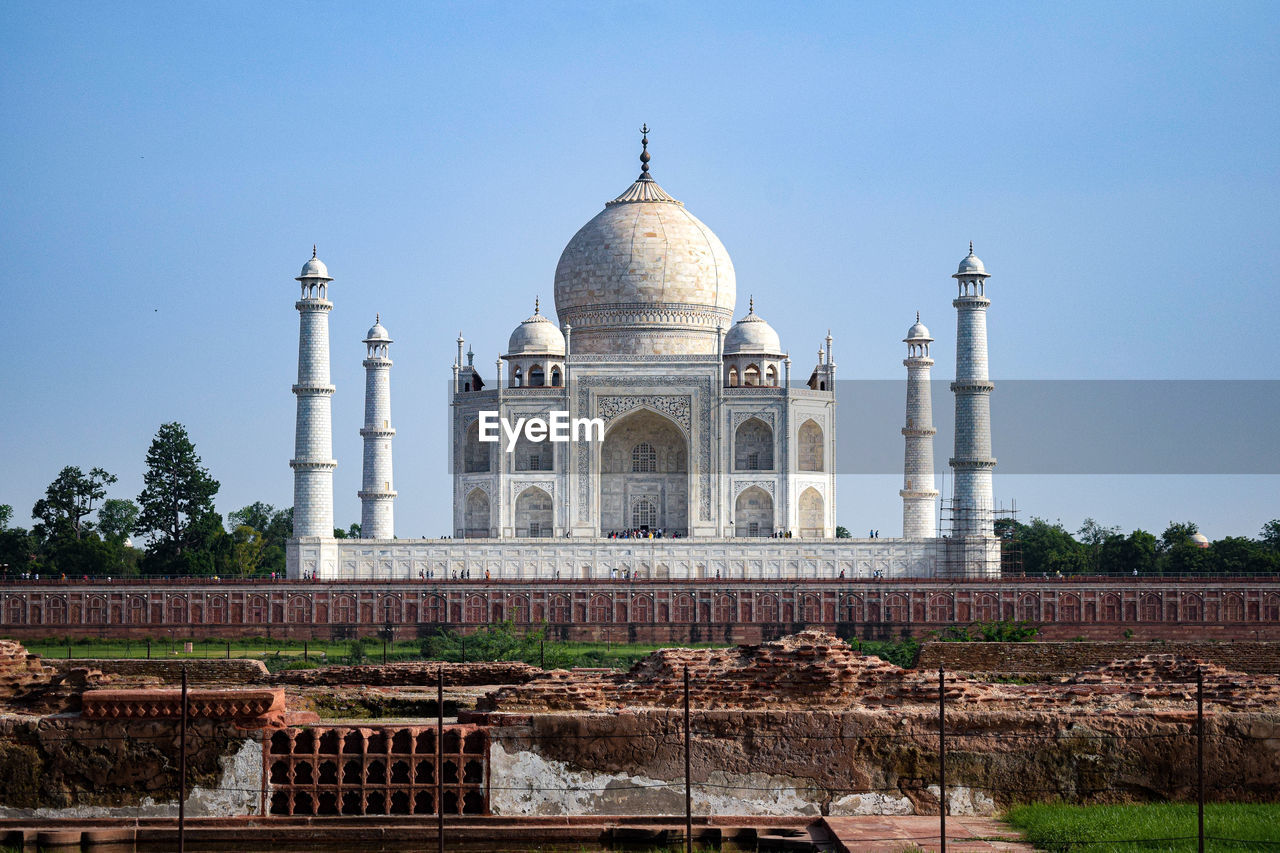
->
xmin=540 ymin=638 xmax=545 ymax=670
xmin=146 ymin=638 xmax=151 ymax=660
xmin=437 ymin=665 xmax=444 ymax=853
xmin=684 ymin=665 xmax=692 ymax=853
xmin=226 ymin=640 xmax=231 ymax=659
xmin=1197 ymin=668 xmax=1205 ymax=853
xmin=179 ymin=668 xmax=188 ymax=853
xmin=303 ymin=640 xmax=309 ymax=661
xmin=938 ymin=665 xmax=946 ymax=853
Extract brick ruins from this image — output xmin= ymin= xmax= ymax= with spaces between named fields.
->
xmin=0 ymin=631 xmax=1276 ymax=827
xmin=481 ymin=630 xmax=1280 ymax=714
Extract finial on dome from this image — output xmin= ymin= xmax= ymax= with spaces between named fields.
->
xmin=376 ymin=312 xmax=380 ymax=324
xmin=969 ymin=240 xmax=974 ymax=255
xmin=638 ymin=123 xmax=651 ymax=180
xmin=312 ymin=244 xmax=317 ymax=259
xmin=916 ymin=311 xmax=920 ymax=323
xmin=534 ymin=296 xmax=540 ymax=315
xmin=748 ymin=295 xmax=754 ymax=314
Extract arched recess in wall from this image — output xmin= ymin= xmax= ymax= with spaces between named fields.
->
xmin=600 ymin=408 xmax=689 ymax=535
xmin=514 ymin=486 xmax=553 ymax=538
xmin=798 ymin=487 xmax=824 ymax=537
xmin=464 ymin=421 xmax=490 ymax=473
xmin=734 ymin=418 xmax=774 ymax=471
xmin=464 ymin=488 xmax=490 ymax=538
xmin=798 ymin=419 xmax=824 ymax=472
xmin=734 ymin=486 xmax=773 ymax=537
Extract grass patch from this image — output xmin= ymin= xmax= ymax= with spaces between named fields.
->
xmin=1004 ymin=802 xmax=1280 ymax=852
xmin=13 ymin=627 xmax=733 ymax=672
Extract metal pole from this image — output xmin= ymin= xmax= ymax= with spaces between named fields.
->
xmin=146 ymin=638 xmax=151 ymax=660
xmin=226 ymin=640 xmax=230 ymax=660
xmin=684 ymin=665 xmax=692 ymax=853
xmin=540 ymin=638 xmax=544 ymax=670
xmin=179 ymin=668 xmax=188 ymax=853
xmin=1197 ymin=668 xmax=1205 ymax=853
xmin=938 ymin=665 xmax=946 ymax=853
xmin=437 ymin=664 xmax=444 ymax=853
xmin=303 ymin=640 xmax=308 ymax=661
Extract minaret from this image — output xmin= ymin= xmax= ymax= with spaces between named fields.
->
xmin=900 ymin=313 xmax=939 ymax=538
xmin=291 ymin=247 xmax=337 ymax=538
xmin=359 ymin=315 xmax=396 ymax=539
xmin=950 ymin=243 xmax=996 ymax=537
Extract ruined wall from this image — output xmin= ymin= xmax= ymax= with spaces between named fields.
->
xmin=47 ymin=658 xmax=270 ymax=684
xmin=478 ymin=630 xmax=1280 ymax=816
xmin=273 ymin=661 xmax=540 ymax=688
xmin=0 ymin=715 xmax=263 ymax=818
xmin=918 ymin=641 xmax=1280 ymax=677
xmin=486 ymin=708 xmax=1280 ymax=817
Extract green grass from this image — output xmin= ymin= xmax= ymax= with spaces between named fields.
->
xmin=13 ymin=633 xmax=731 ymax=672
xmin=1004 ymin=802 xmax=1280 ymax=852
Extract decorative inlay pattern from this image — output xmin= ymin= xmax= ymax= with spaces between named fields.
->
xmin=597 ymin=395 xmax=692 ymax=434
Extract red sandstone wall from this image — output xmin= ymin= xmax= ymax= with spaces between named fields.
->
xmin=0 ymin=579 xmax=1275 ymax=643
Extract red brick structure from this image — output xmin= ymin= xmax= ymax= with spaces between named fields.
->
xmin=265 ymin=724 xmax=488 ymax=817
xmin=81 ymin=688 xmax=287 ymax=728
xmin=0 ymin=578 xmax=1276 ymax=642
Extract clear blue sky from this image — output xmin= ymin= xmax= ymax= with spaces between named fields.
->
xmin=2 ymin=1 xmax=1277 ymax=540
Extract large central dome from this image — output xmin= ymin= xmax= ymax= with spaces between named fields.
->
xmin=553 ymin=131 xmax=736 ymax=355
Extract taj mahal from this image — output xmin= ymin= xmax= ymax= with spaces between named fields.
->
xmin=287 ymin=129 xmax=1001 ymax=580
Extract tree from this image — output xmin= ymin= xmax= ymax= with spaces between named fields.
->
xmin=97 ymin=498 xmax=140 ymax=545
xmin=1159 ymin=521 xmax=1199 ymax=554
xmin=32 ymin=466 xmax=116 ymax=542
xmin=228 ymin=503 xmax=291 ymax=576
xmin=1018 ymin=518 xmax=1088 ymax=576
xmin=231 ymin=524 xmax=265 ymax=576
xmin=1098 ymin=529 xmax=1156 ymax=575
xmin=1077 ymin=517 xmax=1119 ymax=574
xmin=835 ymin=526 xmax=851 ymax=539
xmin=1260 ymin=520 xmax=1280 ymax=552
xmin=0 ymin=505 xmax=11 ymax=530
xmin=135 ymin=423 xmax=220 ymax=571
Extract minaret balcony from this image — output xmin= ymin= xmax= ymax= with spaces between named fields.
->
xmin=948 ymin=457 xmax=997 ymax=469
xmin=290 ymin=459 xmax=338 ymax=471
xmin=949 ymin=380 xmax=995 ymax=393
xmin=292 ymin=383 xmax=336 ymax=396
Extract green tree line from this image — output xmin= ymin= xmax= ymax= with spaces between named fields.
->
xmin=0 ymin=422 xmax=307 ymax=579
xmin=998 ymin=517 xmax=1280 ymax=577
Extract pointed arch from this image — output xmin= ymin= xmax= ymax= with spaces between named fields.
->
xmin=798 ymin=419 xmax=824 ymax=472
xmin=464 ymin=488 xmax=490 ymax=538
xmin=464 ymin=421 xmax=490 ymax=473
xmin=734 ymin=486 xmax=773 ymax=537
xmin=734 ymin=417 xmax=774 ymax=471
xmin=514 ymin=486 xmax=553 ymax=537
xmin=798 ymin=487 xmax=824 ymax=537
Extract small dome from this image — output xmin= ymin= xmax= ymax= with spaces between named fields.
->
xmin=365 ymin=315 xmax=391 ymax=343
xmin=1190 ymin=532 xmax=1210 ymax=548
xmin=297 ymin=246 xmax=331 ymax=280
xmin=724 ymin=299 xmax=782 ymax=355
xmin=905 ymin=312 xmax=932 ymax=341
xmin=955 ymin=242 xmax=986 ymax=277
xmin=507 ymin=302 xmax=566 ymax=356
